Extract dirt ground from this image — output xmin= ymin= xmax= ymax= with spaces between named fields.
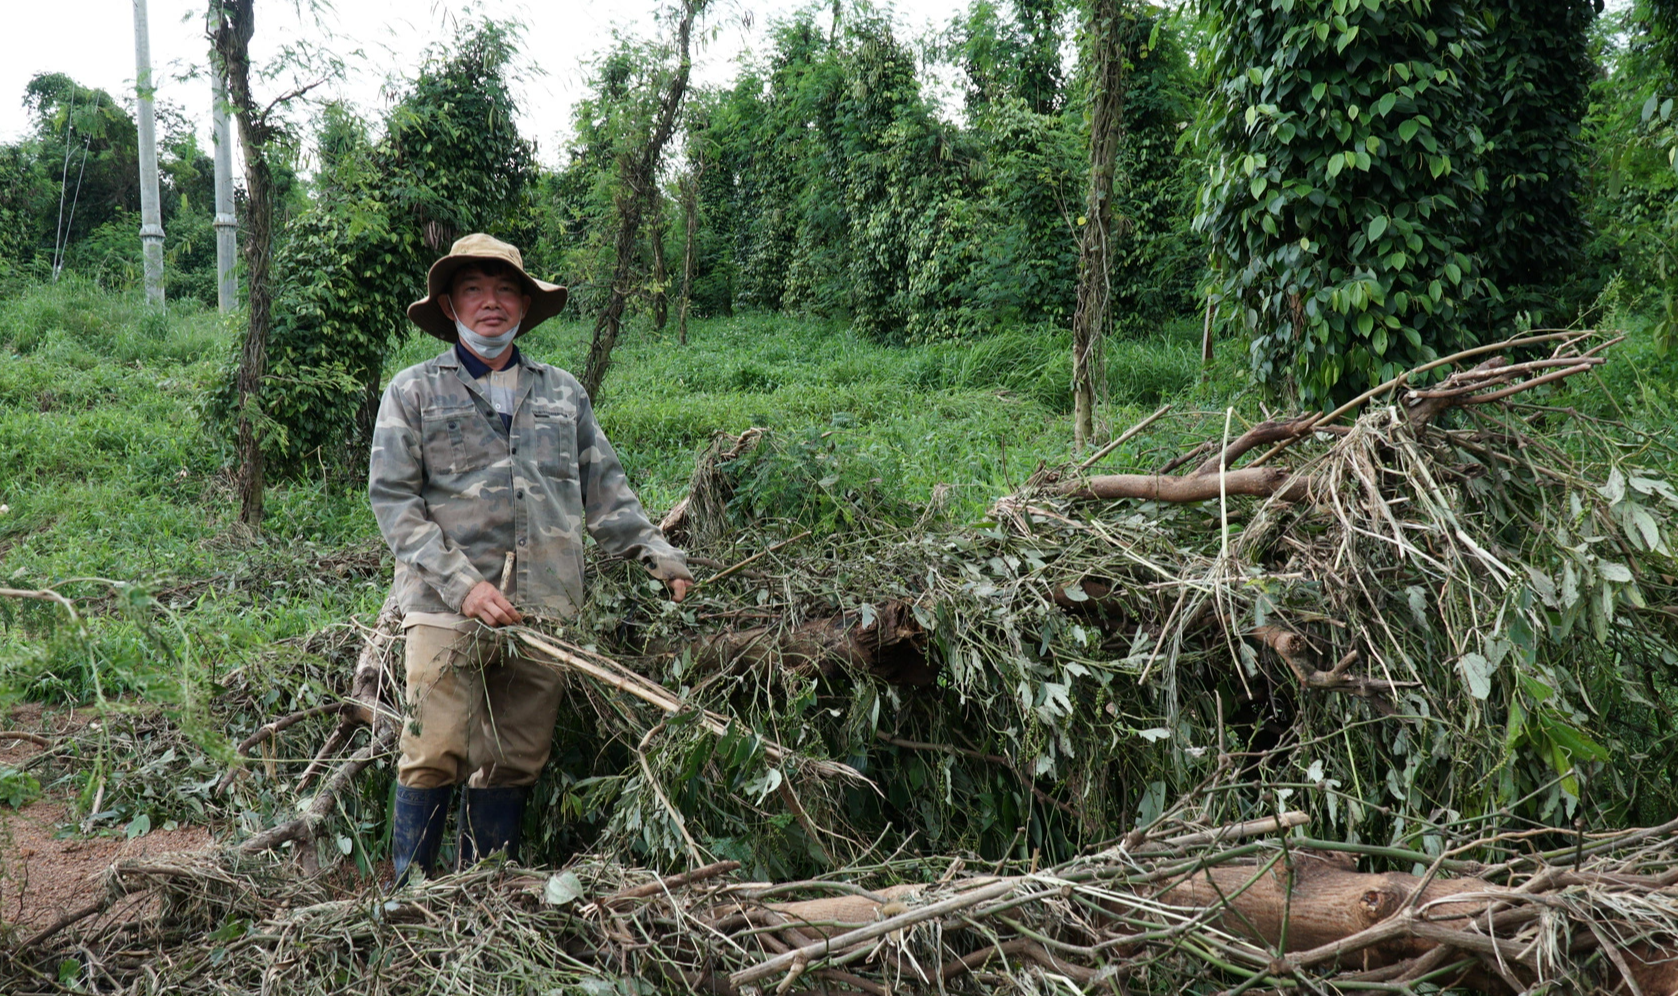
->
xmin=1 ymin=704 xmax=214 ymax=932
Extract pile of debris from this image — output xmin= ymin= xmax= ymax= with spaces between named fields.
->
xmin=8 ymin=329 xmax=1678 ymax=994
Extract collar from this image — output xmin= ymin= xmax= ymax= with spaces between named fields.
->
xmin=453 ymin=342 xmax=523 ymax=379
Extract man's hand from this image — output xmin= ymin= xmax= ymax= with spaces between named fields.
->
xmin=667 ymin=578 xmax=693 ymax=603
xmin=462 ymin=581 xmax=524 ymax=626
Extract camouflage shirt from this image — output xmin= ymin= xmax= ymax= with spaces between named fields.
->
xmin=369 ymin=347 xmax=689 ymax=619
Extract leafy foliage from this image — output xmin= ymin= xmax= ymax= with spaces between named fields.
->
xmin=1198 ymin=0 xmax=1496 ymax=406
xmin=210 ymin=23 xmax=537 ymax=475
xmin=1589 ymin=0 xmax=1678 ymax=354
xmin=679 ymin=2 xmax=1202 ymax=343
xmin=1471 ymin=0 xmax=1599 ymax=328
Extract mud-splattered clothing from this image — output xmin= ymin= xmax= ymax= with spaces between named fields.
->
xmin=368 ymin=347 xmax=689 ymax=620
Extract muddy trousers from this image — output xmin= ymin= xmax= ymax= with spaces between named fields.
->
xmin=396 ymin=624 xmax=566 ymax=790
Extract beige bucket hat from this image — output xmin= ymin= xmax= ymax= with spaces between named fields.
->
xmin=407 ymin=233 xmax=568 ymax=342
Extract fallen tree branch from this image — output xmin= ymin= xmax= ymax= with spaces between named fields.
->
xmin=511 ymin=627 xmax=870 ymax=786
xmin=237 ymin=725 xmax=396 ymax=855
xmin=1064 ymin=467 xmax=1310 ymax=503
xmin=1078 ymin=403 xmax=1173 ymax=471
xmin=231 ymin=702 xmax=358 ymax=757
xmin=0 ymin=730 xmax=53 ymax=748
xmin=1250 ymin=626 xmax=1421 ymax=702
xmin=694 ymin=530 xmax=812 ymax=590
xmin=598 ymin=859 xmax=741 ymax=908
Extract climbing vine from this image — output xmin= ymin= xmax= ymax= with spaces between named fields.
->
xmin=1198 ymin=0 xmax=1494 ymax=406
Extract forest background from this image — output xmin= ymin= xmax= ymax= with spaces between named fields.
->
xmin=3 ymin=0 xmax=1678 ymax=895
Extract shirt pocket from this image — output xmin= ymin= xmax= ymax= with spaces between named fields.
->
xmin=528 ymin=400 xmax=579 ymax=479
xmin=420 ymin=404 xmax=484 ymax=476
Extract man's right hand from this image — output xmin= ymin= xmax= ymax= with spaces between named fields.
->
xmin=461 ymin=581 xmax=524 ymax=627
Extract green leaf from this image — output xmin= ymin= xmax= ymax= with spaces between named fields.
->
xmin=1625 ymin=506 xmax=1662 ymax=552
xmin=1367 ymin=215 xmax=1388 ymax=241
xmin=1457 ymin=652 xmax=1494 ymax=700
xmin=1599 ymin=561 xmax=1634 ymax=584
xmin=543 ymin=871 xmax=586 ymax=906
xmin=1250 ymin=175 xmax=1268 ymax=200
xmin=1398 ymin=118 xmax=1420 ymax=142
xmin=126 ymin=813 xmax=151 ymax=840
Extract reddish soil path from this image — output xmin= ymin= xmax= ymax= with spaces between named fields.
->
xmin=1 ymin=705 xmax=214 ymax=930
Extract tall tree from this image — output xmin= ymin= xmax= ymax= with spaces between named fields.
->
xmin=676 ymin=154 xmax=704 ymax=346
xmin=210 ymin=0 xmax=278 ymax=529
xmin=650 ymin=201 xmax=669 ymax=329
xmin=1071 ymin=0 xmax=1132 ymax=448
xmin=580 ymin=0 xmax=706 ymax=399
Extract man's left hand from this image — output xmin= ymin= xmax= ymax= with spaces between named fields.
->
xmin=668 ymin=578 xmax=693 ymax=603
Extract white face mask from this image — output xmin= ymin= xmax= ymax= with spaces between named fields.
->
xmin=456 ymin=318 xmax=519 ymax=360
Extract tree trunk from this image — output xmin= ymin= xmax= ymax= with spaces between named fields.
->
xmin=580 ymin=0 xmax=705 ymax=399
xmin=211 ymin=0 xmax=273 ymax=530
xmin=677 ymin=160 xmax=701 ymax=346
xmin=650 ymin=203 xmax=668 ymax=330
xmin=1070 ymin=0 xmax=1131 ymax=450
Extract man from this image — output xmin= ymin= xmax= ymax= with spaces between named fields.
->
xmin=370 ymin=233 xmax=692 ymax=883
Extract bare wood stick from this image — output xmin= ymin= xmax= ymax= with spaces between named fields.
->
xmin=510 ymin=628 xmax=867 ymax=785
xmin=1251 ymin=626 xmax=1421 ymax=700
xmin=697 ymin=531 xmax=812 ymax=590
xmin=600 ymin=860 xmax=741 ymax=907
xmin=292 ymin=724 xmax=354 ymax=793
xmin=1064 ymin=467 xmax=1308 ymax=503
xmin=0 ymin=586 xmax=79 ymax=621
xmin=238 ymin=726 xmax=396 ymax=854
xmin=1159 ymin=812 xmax=1311 ymax=848
xmin=1248 ymin=330 xmax=1608 ymax=469
xmin=1158 ymin=440 xmax=1215 ymax=475
xmin=1404 ymin=356 xmax=1604 ymax=398
xmin=499 ymin=550 xmax=514 ymax=596
xmin=232 ymin=703 xmax=357 ymax=756
xmin=730 ymin=879 xmax=1020 ymax=987
xmin=18 ymin=899 xmax=107 ymax=948
xmin=1193 ymin=415 xmax=1319 ymax=477
xmin=1077 ymin=404 xmax=1172 ymax=471
xmin=1458 ymin=362 xmax=1599 ymax=405
xmin=0 ymin=731 xmax=53 ymax=748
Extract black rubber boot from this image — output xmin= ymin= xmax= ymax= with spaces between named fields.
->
xmin=390 ymin=784 xmax=453 ymax=888
xmin=460 ymin=785 xmax=528 ymax=867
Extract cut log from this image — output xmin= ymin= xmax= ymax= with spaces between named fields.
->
xmin=1158 ymin=853 xmax=1678 ymax=996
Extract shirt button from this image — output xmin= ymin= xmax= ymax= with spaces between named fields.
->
xmin=518 ymin=538 xmax=526 ymax=547
xmin=511 ymin=446 xmax=518 ymax=454
xmin=515 ymin=489 xmax=523 ymax=498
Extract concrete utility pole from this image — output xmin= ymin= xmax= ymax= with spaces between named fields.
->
xmin=133 ymin=0 xmax=165 ymax=305
xmin=212 ymin=68 xmax=238 ymax=312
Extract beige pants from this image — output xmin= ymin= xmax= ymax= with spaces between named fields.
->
xmin=397 ymin=624 xmax=565 ymax=790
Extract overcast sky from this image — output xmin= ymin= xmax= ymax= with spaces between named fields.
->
xmin=1 ymin=0 xmax=958 ymax=167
